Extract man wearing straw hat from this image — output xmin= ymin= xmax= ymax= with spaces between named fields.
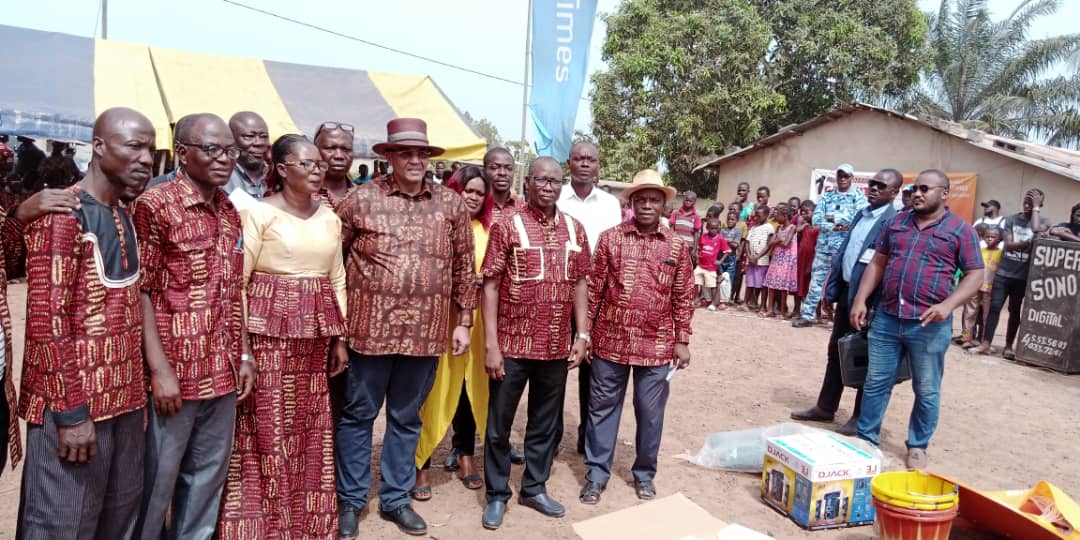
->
xmin=578 ymin=169 xmax=694 ymax=505
xmin=335 ymin=118 xmax=477 ymax=538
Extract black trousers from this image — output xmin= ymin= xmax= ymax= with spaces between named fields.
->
xmin=484 ymin=357 xmax=568 ymax=503
xmin=984 ymin=274 xmax=1026 ymax=348
xmin=815 ymin=282 xmax=863 ymax=416
xmin=450 ymin=383 xmax=478 ymax=455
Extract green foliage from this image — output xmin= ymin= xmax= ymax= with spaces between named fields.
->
xmin=590 ymin=0 xmax=929 ymax=195
xmin=756 ymin=0 xmax=930 ymax=130
xmin=902 ymin=0 xmax=1080 ymax=147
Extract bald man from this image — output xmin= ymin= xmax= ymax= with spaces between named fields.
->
xmin=133 ymin=113 xmax=251 ymax=540
xmin=480 ymin=157 xmax=591 ymax=529
xmin=18 ymin=107 xmax=155 ymax=539
xmin=224 ymin=111 xmax=270 ymax=200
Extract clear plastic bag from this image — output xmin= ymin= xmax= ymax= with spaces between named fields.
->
xmin=675 ymin=423 xmax=813 ymax=472
xmin=675 ymin=423 xmax=887 ymax=472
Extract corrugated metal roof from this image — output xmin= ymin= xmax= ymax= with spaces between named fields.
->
xmin=693 ymin=103 xmax=1080 ymax=182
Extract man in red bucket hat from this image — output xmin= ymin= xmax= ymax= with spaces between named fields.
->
xmin=335 ymin=118 xmax=477 ymax=538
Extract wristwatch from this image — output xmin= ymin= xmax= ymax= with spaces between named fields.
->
xmin=576 ymin=332 xmax=591 ymax=344
xmin=240 ymin=353 xmax=254 ymax=364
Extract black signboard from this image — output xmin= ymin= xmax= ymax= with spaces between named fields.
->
xmin=1016 ymin=238 xmax=1080 ymax=372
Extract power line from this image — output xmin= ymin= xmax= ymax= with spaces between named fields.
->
xmin=222 ymin=0 xmax=524 ymax=87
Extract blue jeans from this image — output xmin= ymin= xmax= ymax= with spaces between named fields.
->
xmin=857 ymin=312 xmax=951 ymax=449
xmin=335 ymin=351 xmax=437 ymax=513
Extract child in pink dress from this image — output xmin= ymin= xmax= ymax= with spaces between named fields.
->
xmin=762 ymin=203 xmax=799 ymax=319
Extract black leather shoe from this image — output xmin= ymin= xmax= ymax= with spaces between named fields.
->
xmin=338 ymin=505 xmax=360 ymax=540
xmin=791 ymin=318 xmax=814 ymax=328
xmin=379 ymin=505 xmax=427 ymax=536
xmin=790 ymin=407 xmax=835 ymax=422
xmin=836 ymin=416 xmax=858 ymax=436
xmin=579 ymin=481 xmax=605 ymax=505
xmin=509 ymin=446 xmax=526 ymax=465
xmin=519 ymin=493 xmax=566 ymax=517
xmin=482 ymin=501 xmax=507 ymax=530
xmin=635 ymin=480 xmax=657 ymax=500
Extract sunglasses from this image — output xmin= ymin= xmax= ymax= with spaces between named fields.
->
xmin=868 ymin=180 xmax=887 ymax=190
xmin=911 ymin=184 xmax=945 ymax=194
xmin=315 ymin=122 xmax=355 ymax=139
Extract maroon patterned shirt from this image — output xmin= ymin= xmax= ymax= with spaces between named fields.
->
xmin=337 ymin=175 xmax=477 ymax=357
xmin=133 ymin=172 xmax=244 ymax=400
xmin=1 ymin=210 xmax=26 ymax=465
xmin=20 ymin=187 xmax=146 ymax=425
xmin=490 ymin=193 xmax=523 ymax=225
xmin=482 ymin=205 xmax=591 ymax=360
xmin=588 ymin=222 xmax=695 ymax=366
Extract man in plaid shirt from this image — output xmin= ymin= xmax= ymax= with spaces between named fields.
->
xmin=850 ymin=169 xmax=984 ymax=471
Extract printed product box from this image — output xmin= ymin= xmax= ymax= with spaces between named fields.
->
xmin=761 ymin=432 xmax=879 ymax=530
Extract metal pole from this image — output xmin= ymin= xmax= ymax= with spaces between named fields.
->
xmin=516 ymin=0 xmax=532 ymax=192
xmin=101 ymin=0 xmax=108 ymax=39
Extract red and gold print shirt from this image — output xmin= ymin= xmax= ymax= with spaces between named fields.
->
xmin=20 ymin=187 xmax=146 ymax=425
xmin=0 ymin=210 xmax=26 ymax=464
xmin=132 ymin=172 xmax=244 ymax=400
xmin=588 ymin=222 xmax=694 ymax=366
xmin=482 ymin=205 xmax=591 ymax=360
xmin=337 ymin=176 xmax=477 ymax=357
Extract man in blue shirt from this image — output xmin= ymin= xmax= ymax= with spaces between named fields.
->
xmin=791 ymin=169 xmax=901 ymax=434
xmin=793 ymin=163 xmax=867 ymax=328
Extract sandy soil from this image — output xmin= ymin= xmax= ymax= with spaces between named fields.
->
xmin=2 ymin=283 xmax=1078 ymax=539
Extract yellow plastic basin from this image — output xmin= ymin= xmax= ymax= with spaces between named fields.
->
xmin=871 ymin=471 xmax=959 ymax=511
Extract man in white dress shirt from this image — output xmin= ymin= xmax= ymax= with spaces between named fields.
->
xmin=557 ymin=141 xmax=622 ymax=455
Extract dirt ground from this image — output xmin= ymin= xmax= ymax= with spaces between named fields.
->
xmin=2 ymin=282 xmax=1078 ymax=539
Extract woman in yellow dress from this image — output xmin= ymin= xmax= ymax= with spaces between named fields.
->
xmin=412 ymin=165 xmax=493 ymax=499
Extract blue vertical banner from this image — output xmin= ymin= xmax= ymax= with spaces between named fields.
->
xmin=529 ymin=0 xmax=597 ymax=161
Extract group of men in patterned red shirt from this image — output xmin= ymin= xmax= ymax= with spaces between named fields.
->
xmin=0 ymin=106 xmax=696 ymax=539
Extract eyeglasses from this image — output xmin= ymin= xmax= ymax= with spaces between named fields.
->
xmin=177 ymin=142 xmax=241 ymax=160
xmin=528 ymin=176 xmax=563 ymax=187
xmin=315 ymin=122 xmax=355 ymax=139
xmin=283 ymin=160 xmax=330 ymax=172
xmin=868 ymin=180 xmax=887 ymax=190
xmin=911 ymin=184 xmax=945 ymax=194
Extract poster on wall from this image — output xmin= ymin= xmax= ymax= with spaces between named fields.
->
xmin=808 ymin=169 xmax=979 ymax=223
xmin=1015 ymin=238 xmax=1080 ymax=373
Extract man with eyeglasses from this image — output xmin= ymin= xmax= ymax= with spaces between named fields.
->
xmin=793 ymin=163 xmax=867 ymax=328
xmin=335 ymin=118 xmax=476 ymax=538
xmin=479 ymin=157 xmax=591 ymax=530
xmin=556 ymin=141 xmax=621 ymax=456
xmin=791 ymin=169 xmax=902 ymax=435
xmin=314 ymin=121 xmax=356 ymax=210
xmin=224 ymin=111 xmax=270 ymax=200
xmin=484 ymin=147 xmax=521 ymax=223
xmin=130 ymin=112 xmax=254 ymax=539
xmin=850 ymin=170 xmax=984 ymax=471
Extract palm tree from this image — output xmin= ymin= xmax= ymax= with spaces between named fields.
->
xmin=907 ymin=0 xmax=1080 ymax=147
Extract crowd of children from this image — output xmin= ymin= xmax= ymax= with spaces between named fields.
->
xmin=685 ymin=187 xmax=823 ymax=320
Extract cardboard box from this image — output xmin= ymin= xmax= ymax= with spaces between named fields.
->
xmin=761 ymin=432 xmax=879 ymax=530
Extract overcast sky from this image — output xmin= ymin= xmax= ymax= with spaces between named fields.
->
xmin=5 ymin=0 xmax=1076 ymax=145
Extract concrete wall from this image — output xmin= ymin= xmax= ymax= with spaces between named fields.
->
xmin=708 ymin=110 xmax=1080 ymax=223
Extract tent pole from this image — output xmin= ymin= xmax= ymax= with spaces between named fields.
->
xmin=101 ymin=0 xmax=108 ymax=39
xmin=516 ymin=0 xmax=532 ymax=192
